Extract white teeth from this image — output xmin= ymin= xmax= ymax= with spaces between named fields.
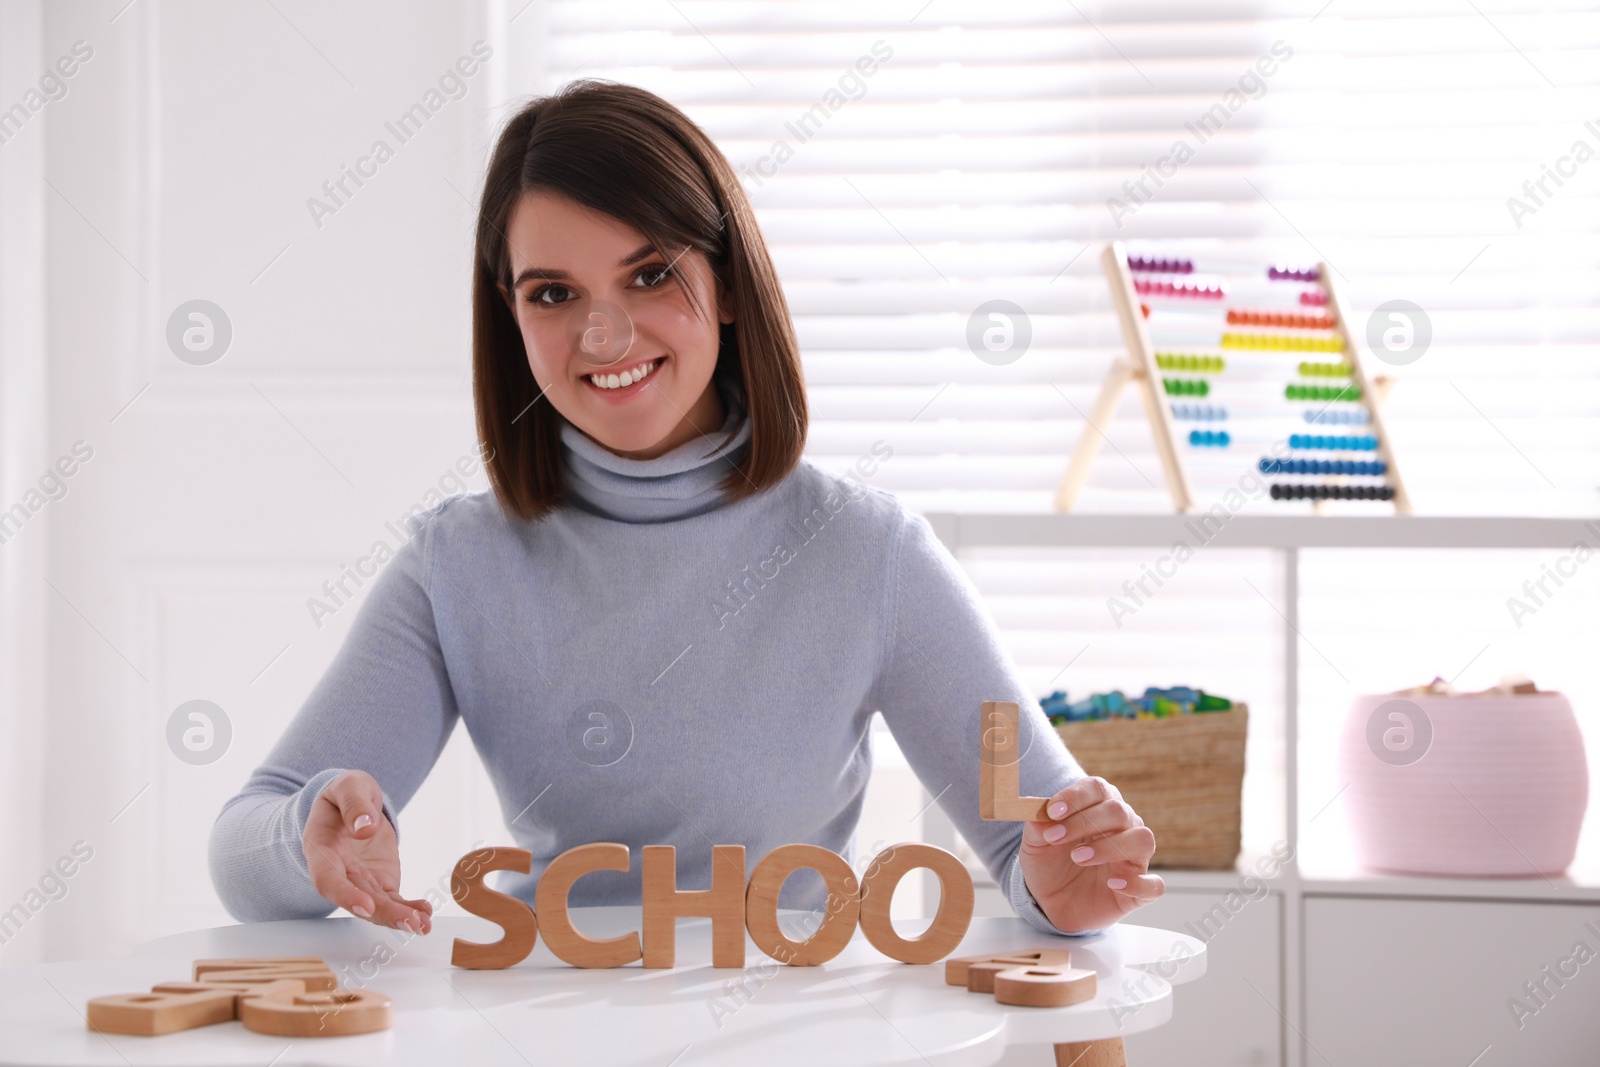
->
xmin=588 ymin=358 xmax=659 ymax=390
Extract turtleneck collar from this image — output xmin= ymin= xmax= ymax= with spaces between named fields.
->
xmin=558 ymin=375 xmax=752 ymax=523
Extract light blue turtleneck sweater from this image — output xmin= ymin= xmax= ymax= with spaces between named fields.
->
xmin=208 ymin=379 xmax=1092 ymax=938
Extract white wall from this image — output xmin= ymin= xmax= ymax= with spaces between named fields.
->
xmin=0 ymin=0 xmax=939 ymax=965
xmin=0 ymin=0 xmax=52 ymax=968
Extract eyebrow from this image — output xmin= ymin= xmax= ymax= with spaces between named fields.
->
xmin=511 ymin=243 xmax=658 ymax=288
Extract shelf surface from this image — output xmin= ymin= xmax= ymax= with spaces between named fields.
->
xmin=925 ymin=512 xmax=1600 ymax=550
xmin=977 ymin=856 xmax=1600 ymax=904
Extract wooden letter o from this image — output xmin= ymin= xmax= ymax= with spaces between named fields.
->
xmin=744 ymin=843 xmax=860 ymax=966
xmin=534 ymin=842 xmax=641 ymax=967
xmin=857 ymin=842 xmax=974 ymax=964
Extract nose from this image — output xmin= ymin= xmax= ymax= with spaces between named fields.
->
xmin=567 ymin=298 xmax=637 ymax=369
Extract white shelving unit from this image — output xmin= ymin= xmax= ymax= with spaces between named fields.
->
xmin=912 ymin=513 xmax=1600 ymax=1067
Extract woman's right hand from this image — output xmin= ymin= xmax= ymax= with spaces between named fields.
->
xmin=302 ymin=770 xmax=433 ymax=934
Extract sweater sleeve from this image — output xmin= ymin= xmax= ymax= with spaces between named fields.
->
xmin=870 ymin=506 xmax=1100 ymax=937
xmin=208 ymin=506 xmax=461 ymax=921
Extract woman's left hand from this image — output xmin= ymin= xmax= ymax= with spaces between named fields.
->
xmin=1017 ymin=776 xmax=1165 ymax=933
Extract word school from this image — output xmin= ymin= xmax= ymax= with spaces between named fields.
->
xmin=448 ymin=839 xmax=977 ymax=970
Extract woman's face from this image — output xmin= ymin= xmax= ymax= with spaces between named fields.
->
xmin=500 ymin=189 xmax=732 ymax=460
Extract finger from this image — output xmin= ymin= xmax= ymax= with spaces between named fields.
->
xmin=1064 ymin=826 xmax=1156 ymax=868
xmin=1107 ymin=872 xmax=1165 ymax=903
xmin=1029 ymin=797 xmax=1141 ymax=848
xmin=392 ymin=894 xmax=434 ymax=934
xmin=396 ymin=893 xmax=434 ymax=917
xmin=352 ymin=870 xmax=431 ymax=934
xmin=344 ymin=866 xmax=400 ymax=925
xmin=386 ymin=891 xmax=434 ymax=933
xmin=357 ymin=875 xmax=423 ymax=932
xmin=305 ymin=845 xmax=377 ymax=920
xmin=1040 ymin=776 xmax=1122 ymax=823
xmin=323 ymin=772 xmax=385 ymax=840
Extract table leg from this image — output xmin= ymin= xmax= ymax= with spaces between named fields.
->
xmin=1054 ymin=1038 xmax=1126 ymax=1067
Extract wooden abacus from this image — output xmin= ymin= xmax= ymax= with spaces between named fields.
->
xmin=1055 ymin=242 xmax=1412 ymax=514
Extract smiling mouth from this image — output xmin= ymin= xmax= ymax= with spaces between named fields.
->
xmin=582 ymin=356 xmax=664 ymax=392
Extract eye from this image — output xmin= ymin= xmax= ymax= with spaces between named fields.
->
xmin=633 ymin=263 xmax=675 ymax=288
xmin=526 ymin=283 xmax=573 ymax=308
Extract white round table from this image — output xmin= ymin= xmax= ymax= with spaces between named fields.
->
xmin=0 ymin=908 xmax=1204 ymax=1066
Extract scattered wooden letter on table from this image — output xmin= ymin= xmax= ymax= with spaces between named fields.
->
xmin=945 ymin=948 xmax=1098 ymax=1008
xmin=86 ymin=956 xmax=392 ymax=1037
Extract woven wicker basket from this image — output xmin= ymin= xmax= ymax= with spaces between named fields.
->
xmin=1053 ymin=704 xmax=1248 ymax=870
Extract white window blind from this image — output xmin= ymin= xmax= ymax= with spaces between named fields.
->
xmin=514 ymin=1 xmax=1600 ymax=882
xmin=519 ymin=0 xmax=1600 ymax=517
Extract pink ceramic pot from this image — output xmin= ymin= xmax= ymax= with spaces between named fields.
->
xmin=1338 ymin=691 xmax=1589 ymax=877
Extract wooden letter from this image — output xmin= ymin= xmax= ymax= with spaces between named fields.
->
xmin=450 ymin=846 xmax=537 ymax=969
xmin=979 ymin=700 xmax=1051 ymax=821
xmin=534 ymin=842 xmax=642 ymax=967
xmin=86 ymin=987 xmax=237 ymax=1036
xmin=857 ymin=843 xmax=974 ymax=964
xmin=153 ymin=978 xmax=306 ymax=1011
xmin=192 ymin=956 xmax=327 ymax=977
xmin=196 ymin=968 xmax=336 ymax=992
xmin=744 ymin=843 xmax=860 ymax=966
xmin=238 ymin=987 xmax=393 ymax=1037
xmin=945 ymin=949 xmax=1074 ymax=993
xmin=641 ymin=844 xmax=746 ymax=968
xmin=194 ymin=957 xmax=334 ymax=992
xmin=993 ymin=963 xmax=1097 ymax=1007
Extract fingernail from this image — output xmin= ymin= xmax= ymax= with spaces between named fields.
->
xmin=352 ymin=903 xmax=372 ymax=919
xmin=353 ymin=814 xmax=373 ymax=831
xmin=1043 ymin=823 xmax=1067 ymax=843
xmin=1047 ymin=800 xmax=1068 ymax=819
xmin=1070 ymin=845 xmax=1095 ymax=863
xmin=1108 ymin=877 xmax=1128 ymax=890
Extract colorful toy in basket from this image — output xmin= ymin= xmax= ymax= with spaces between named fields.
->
xmin=1041 ymin=685 xmax=1233 ymax=725
xmin=1049 ymin=688 xmax=1248 ymax=869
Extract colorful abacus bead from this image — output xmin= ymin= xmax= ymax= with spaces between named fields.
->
xmin=1268 ymin=265 xmax=1321 ymax=282
xmin=1189 ymin=430 xmax=1231 ymax=447
xmin=1163 ymin=378 xmax=1210 ymax=397
xmin=1297 ymin=361 xmax=1351 ymax=378
xmin=1223 ymin=333 xmax=1343 ymax=353
xmin=1134 ymin=278 xmax=1227 ymax=300
xmin=1303 ymin=407 xmax=1368 ymax=425
xmin=1299 ymin=290 xmax=1329 ymax=307
xmin=1226 ymin=309 xmax=1336 ymax=330
xmin=1287 ymin=433 xmax=1379 ymax=451
xmin=1127 ymin=255 xmax=1194 ymax=274
xmin=1285 ymin=383 xmax=1362 ymax=401
xmin=1259 ymin=458 xmax=1387 ymax=476
xmin=1270 ymin=483 xmax=1396 ymax=501
xmin=1155 ymin=353 xmax=1225 ymax=373
xmin=1171 ymin=404 xmax=1228 ymax=421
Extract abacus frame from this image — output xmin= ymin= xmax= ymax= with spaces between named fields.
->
xmin=1054 ymin=241 xmax=1413 ymax=515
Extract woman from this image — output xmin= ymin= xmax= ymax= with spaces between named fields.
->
xmin=209 ymin=80 xmax=1162 ymax=940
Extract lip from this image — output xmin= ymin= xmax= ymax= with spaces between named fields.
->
xmin=579 ymin=356 xmax=665 ymax=402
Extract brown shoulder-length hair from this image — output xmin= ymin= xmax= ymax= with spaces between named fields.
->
xmin=472 ymin=79 xmax=808 ymax=523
